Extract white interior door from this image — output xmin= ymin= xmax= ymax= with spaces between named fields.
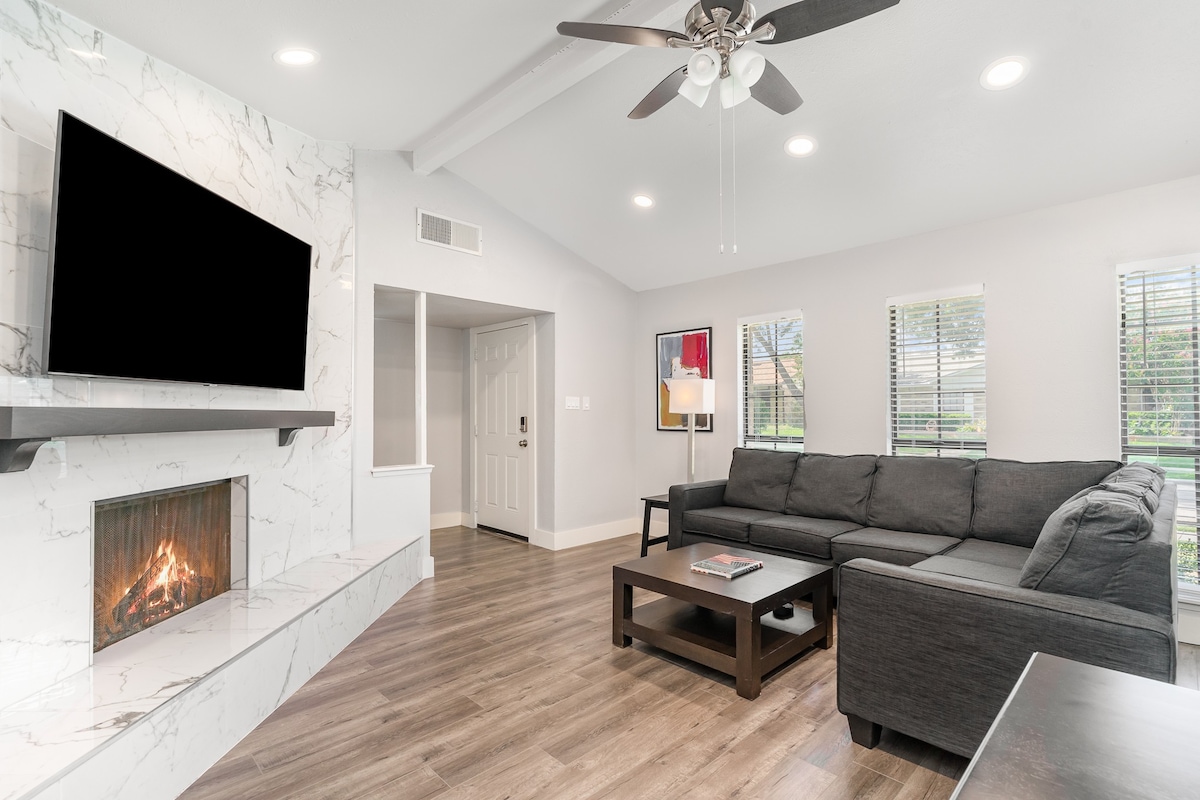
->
xmin=474 ymin=323 xmax=531 ymax=537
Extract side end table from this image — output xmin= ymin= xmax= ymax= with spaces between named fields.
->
xmin=640 ymin=494 xmax=670 ymax=557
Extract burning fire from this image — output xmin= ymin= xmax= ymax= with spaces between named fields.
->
xmin=103 ymin=540 xmax=215 ymax=647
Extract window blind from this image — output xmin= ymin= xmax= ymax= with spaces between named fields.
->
xmin=740 ymin=315 xmax=804 ymax=451
xmin=1120 ymin=266 xmax=1200 ymax=588
xmin=889 ymin=294 xmax=986 ymax=457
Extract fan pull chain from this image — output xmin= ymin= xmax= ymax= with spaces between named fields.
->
xmin=718 ymin=98 xmax=725 ymax=255
xmin=731 ymin=98 xmax=738 ymax=255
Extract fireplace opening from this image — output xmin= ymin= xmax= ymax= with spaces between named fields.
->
xmin=93 ymin=479 xmax=244 ymax=652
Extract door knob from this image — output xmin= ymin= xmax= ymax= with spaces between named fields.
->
xmin=518 ymin=439 xmax=528 ymax=448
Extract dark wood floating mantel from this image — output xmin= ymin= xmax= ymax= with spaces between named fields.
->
xmin=0 ymin=407 xmax=336 ymax=473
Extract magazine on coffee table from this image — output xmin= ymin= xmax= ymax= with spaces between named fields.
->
xmin=690 ymin=553 xmax=764 ymax=579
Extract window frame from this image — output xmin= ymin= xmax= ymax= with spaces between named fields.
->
xmin=887 ymin=288 xmax=987 ymax=458
xmin=737 ymin=310 xmax=805 ymax=452
xmin=1117 ymin=255 xmax=1200 ymax=598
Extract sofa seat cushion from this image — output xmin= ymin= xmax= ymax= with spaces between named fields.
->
xmin=784 ymin=453 xmax=877 ymax=524
xmin=748 ymin=515 xmax=863 ymax=560
xmin=830 ymin=528 xmax=961 ymax=567
xmin=867 ymin=456 xmax=976 ymax=537
xmin=910 ymin=555 xmax=1023 ymax=587
xmin=681 ymin=506 xmax=778 ymax=543
xmin=941 ymin=539 xmax=1032 ymax=571
xmin=1018 ymin=488 xmax=1154 ymax=599
xmin=970 ymin=458 xmax=1122 ymax=548
xmin=722 ymin=448 xmax=800 ymax=512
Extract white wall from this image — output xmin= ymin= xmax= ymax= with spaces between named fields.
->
xmin=428 ymin=325 xmax=467 ymax=523
xmin=373 ymin=318 xmax=467 ymax=524
xmin=373 ymin=318 xmax=417 ymax=467
xmin=353 ymin=152 xmax=638 ymax=547
xmin=635 ymin=173 xmax=1200 ymax=492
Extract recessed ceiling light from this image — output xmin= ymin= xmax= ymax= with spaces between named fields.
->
xmin=980 ymin=56 xmax=1029 ymax=90
xmin=273 ymin=47 xmax=320 ymax=67
xmin=632 ymin=194 xmax=655 ymax=209
xmin=784 ymin=135 xmax=818 ymax=158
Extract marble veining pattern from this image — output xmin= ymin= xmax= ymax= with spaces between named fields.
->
xmin=0 ymin=538 xmax=422 ymax=800
xmin=0 ymin=0 xmax=356 ymax=713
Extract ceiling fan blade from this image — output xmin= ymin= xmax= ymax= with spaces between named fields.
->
xmin=701 ymin=0 xmax=746 ymax=25
xmin=557 ymin=21 xmax=687 ymax=48
xmin=751 ymin=59 xmax=803 ymax=114
xmin=628 ymin=67 xmax=688 ymax=119
xmin=753 ymin=0 xmax=900 ymax=45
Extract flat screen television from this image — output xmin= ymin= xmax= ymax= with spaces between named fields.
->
xmin=43 ymin=110 xmax=313 ymax=391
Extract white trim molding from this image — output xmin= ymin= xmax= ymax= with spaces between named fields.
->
xmin=530 ymin=517 xmax=640 ymax=551
xmin=1178 ymin=598 xmax=1200 ymax=646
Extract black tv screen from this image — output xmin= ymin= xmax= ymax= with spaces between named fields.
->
xmin=44 ymin=111 xmax=313 ymax=391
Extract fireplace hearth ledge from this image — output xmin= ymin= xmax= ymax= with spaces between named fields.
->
xmin=0 ymin=407 xmax=336 ymax=472
xmin=0 ymin=536 xmax=424 ymax=800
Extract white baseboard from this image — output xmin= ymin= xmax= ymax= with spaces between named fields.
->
xmin=430 ymin=511 xmax=467 ymax=530
xmin=1178 ymin=600 xmax=1200 ymax=646
xmin=530 ymin=517 xmax=640 ymax=551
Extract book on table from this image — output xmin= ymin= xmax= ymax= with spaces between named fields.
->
xmin=690 ymin=553 xmax=764 ymax=579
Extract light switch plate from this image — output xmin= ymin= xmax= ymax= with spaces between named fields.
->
xmin=565 ymin=396 xmax=581 ymax=410
xmin=582 ymin=396 xmax=591 ymax=410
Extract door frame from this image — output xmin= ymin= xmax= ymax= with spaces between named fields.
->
xmin=468 ymin=317 xmax=538 ymax=535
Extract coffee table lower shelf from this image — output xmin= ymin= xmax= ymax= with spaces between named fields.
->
xmin=625 ymin=597 xmax=825 ymax=680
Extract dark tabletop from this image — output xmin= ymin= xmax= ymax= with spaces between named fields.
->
xmin=953 ymin=652 xmax=1200 ymax=800
xmin=615 ymin=542 xmax=830 ymax=605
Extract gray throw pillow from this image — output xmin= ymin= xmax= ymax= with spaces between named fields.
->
xmin=1019 ymin=488 xmax=1154 ymax=599
xmin=722 ymin=448 xmax=800 ymax=512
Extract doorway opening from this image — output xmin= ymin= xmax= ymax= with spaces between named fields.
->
xmin=372 ymin=287 xmax=550 ymax=538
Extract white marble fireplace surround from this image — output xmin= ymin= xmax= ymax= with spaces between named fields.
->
xmin=0 ymin=537 xmax=423 ymax=800
xmin=0 ymin=2 xmax=428 ymax=798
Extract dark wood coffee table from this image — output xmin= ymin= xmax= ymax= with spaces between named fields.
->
xmin=613 ymin=543 xmax=833 ymax=699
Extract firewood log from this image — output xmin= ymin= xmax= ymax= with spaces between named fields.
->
xmin=112 ymin=552 xmax=170 ymax=624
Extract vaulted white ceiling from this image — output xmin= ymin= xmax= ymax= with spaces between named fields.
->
xmin=49 ymin=0 xmax=1200 ymax=291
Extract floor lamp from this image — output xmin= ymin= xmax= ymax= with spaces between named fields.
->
xmin=669 ymin=378 xmax=715 ymax=484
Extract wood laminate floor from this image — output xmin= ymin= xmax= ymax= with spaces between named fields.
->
xmin=180 ymin=528 xmax=1199 ymax=800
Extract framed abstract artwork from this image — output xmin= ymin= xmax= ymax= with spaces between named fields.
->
xmin=657 ymin=327 xmax=713 ymax=432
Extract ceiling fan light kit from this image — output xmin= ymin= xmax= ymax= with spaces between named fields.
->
xmin=557 ymin=0 xmax=900 ymax=119
xmin=687 ymin=48 xmax=721 ymax=86
xmin=729 ymin=48 xmax=766 ymax=86
xmin=677 ymin=77 xmax=713 ymax=107
xmin=719 ymin=75 xmax=753 ymax=108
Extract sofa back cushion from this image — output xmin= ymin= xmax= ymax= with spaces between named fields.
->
xmin=867 ymin=456 xmax=977 ymax=537
xmin=970 ymin=458 xmax=1122 ymax=548
xmin=784 ymin=453 xmax=877 ymax=524
xmin=722 ymin=448 xmax=800 ymax=512
xmin=1018 ymin=488 xmax=1155 ymax=601
xmin=1098 ymin=462 xmax=1166 ymax=514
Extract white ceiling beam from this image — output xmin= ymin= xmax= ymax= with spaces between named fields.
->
xmin=411 ymin=0 xmax=694 ymax=176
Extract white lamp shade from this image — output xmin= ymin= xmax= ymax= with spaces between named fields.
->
xmin=669 ymin=378 xmax=716 ymax=415
xmin=728 ymin=48 xmax=765 ymax=87
xmin=719 ymin=75 xmax=751 ymax=109
xmin=677 ymin=77 xmax=712 ymax=108
xmin=686 ymin=48 xmax=721 ymax=87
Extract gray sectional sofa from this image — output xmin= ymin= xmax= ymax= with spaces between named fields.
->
xmin=668 ymin=448 xmax=1178 ymax=757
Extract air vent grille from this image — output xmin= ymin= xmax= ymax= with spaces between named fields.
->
xmin=417 ymin=209 xmax=483 ymax=256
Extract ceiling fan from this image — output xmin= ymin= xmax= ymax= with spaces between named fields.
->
xmin=557 ymin=0 xmax=900 ymax=119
